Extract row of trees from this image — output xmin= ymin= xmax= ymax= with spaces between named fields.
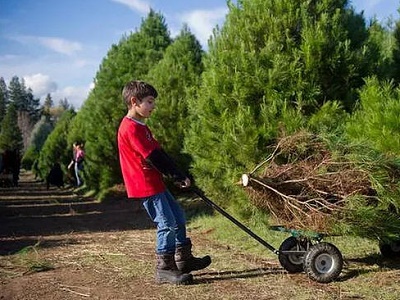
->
xmin=0 ymin=76 xmax=73 ymax=174
xmin=0 ymin=76 xmax=41 ymax=152
xmin=4 ymin=0 xmax=400 ymax=211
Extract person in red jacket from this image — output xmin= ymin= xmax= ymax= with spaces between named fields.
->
xmin=117 ymin=80 xmax=211 ymax=285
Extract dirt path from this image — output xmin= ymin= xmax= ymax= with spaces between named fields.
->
xmin=1 ymin=171 xmax=400 ymax=299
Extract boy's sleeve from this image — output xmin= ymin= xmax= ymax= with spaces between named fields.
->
xmin=147 ymin=148 xmax=187 ymax=182
xmin=124 ymin=123 xmax=186 ymax=181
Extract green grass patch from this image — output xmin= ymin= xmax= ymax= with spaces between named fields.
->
xmin=12 ymin=242 xmax=54 ymax=275
xmin=188 ymin=211 xmax=381 ymax=260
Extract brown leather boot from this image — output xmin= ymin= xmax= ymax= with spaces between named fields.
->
xmin=175 ymin=239 xmax=212 ymax=273
xmin=155 ymin=253 xmax=193 ymax=285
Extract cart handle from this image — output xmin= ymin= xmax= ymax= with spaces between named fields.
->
xmin=192 ymin=187 xmax=279 ymax=255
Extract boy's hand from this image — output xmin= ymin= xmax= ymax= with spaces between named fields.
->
xmin=176 ymin=178 xmax=191 ymax=189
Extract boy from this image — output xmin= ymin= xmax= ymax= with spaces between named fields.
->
xmin=117 ymin=80 xmax=211 ymax=285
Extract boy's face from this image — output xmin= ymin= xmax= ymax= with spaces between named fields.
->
xmin=132 ymin=96 xmax=156 ymax=119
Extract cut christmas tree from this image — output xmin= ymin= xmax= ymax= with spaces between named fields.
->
xmin=242 ymin=130 xmax=400 ymax=243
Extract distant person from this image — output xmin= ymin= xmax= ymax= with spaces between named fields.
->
xmin=117 ymin=80 xmax=211 ymax=285
xmin=2 ymin=149 xmax=20 ymax=187
xmin=0 ymin=152 xmax=4 ymax=174
xmin=68 ymin=142 xmax=85 ymax=187
xmin=46 ymin=162 xmax=64 ymax=190
xmin=12 ymin=150 xmax=21 ymax=187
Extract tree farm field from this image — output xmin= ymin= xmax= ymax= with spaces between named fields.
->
xmin=1 ymin=171 xmax=400 ymax=300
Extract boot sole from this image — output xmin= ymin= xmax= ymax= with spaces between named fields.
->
xmin=177 ymin=256 xmax=212 ymax=273
xmin=156 ymin=276 xmax=193 ymax=285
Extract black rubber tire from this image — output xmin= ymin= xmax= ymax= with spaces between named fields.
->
xmin=278 ymin=237 xmax=305 ymax=273
xmin=303 ymin=242 xmax=343 ymax=283
xmin=380 ymin=240 xmax=400 ymax=259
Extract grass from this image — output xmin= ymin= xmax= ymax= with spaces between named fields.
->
xmin=186 ymin=211 xmax=400 ymax=299
xmin=0 ymin=242 xmax=54 ymax=279
xmin=15 ymin=243 xmax=55 ymax=274
xmin=188 ymin=210 xmax=387 ymax=262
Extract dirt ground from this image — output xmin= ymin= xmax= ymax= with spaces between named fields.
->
xmin=1 ymin=171 xmax=400 ymax=300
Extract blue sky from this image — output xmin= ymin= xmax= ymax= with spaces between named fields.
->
xmin=0 ymin=0 xmax=399 ymax=109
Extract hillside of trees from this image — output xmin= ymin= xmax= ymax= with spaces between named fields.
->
xmin=2 ymin=0 xmax=400 ymax=239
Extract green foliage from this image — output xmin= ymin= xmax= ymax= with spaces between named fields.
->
xmin=21 ymin=145 xmax=37 ymax=170
xmin=393 ymin=19 xmax=400 ymax=83
xmin=67 ymin=108 xmax=86 ymax=148
xmin=0 ymin=103 xmax=23 ymax=152
xmin=0 ymin=77 xmax=8 ymax=124
xmin=15 ymin=242 xmax=54 ymax=274
xmin=29 ymin=116 xmax=55 ymax=151
xmin=308 ymin=101 xmax=348 ymax=134
xmin=330 ymin=146 xmax=400 ymax=241
xmin=364 ymin=21 xmax=395 ymax=81
xmin=74 ymin=10 xmax=172 ymax=193
xmin=21 ymin=116 xmax=55 ymax=169
xmin=0 ymin=76 xmax=41 ymax=152
xmin=8 ymin=76 xmax=26 ymax=110
xmin=185 ymin=0 xmax=369 ymax=201
xmin=8 ymin=76 xmax=41 ymax=119
xmin=345 ymin=77 xmax=400 ymax=155
xmin=146 ymin=25 xmax=204 ymax=170
xmin=41 ymin=93 xmax=53 ymax=118
xmin=335 ymin=193 xmax=400 ymax=243
xmin=37 ymin=110 xmax=75 ymax=179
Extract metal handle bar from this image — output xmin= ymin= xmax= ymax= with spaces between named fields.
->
xmin=192 ymin=187 xmax=278 ymax=254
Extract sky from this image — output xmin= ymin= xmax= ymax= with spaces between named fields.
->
xmin=0 ymin=0 xmax=399 ymax=109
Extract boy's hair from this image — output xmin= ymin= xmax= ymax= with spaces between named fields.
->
xmin=122 ymin=80 xmax=158 ymax=108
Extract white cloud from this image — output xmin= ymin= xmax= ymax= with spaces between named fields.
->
xmin=23 ymin=73 xmax=57 ymax=97
xmin=52 ymin=84 xmax=92 ymax=109
xmin=10 ymin=35 xmax=82 ymax=56
xmin=22 ymin=73 xmax=91 ymax=109
xmin=111 ymin=0 xmax=150 ymax=14
xmin=180 ymin=8 xmax=228 ymax=46
xmin=37 ymin=37 xmax=82 ymax=56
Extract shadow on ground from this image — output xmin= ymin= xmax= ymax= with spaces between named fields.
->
xmin=0 ymin=171 xmax=156 ymax=255
xmin=193 ymin=267 xmax=285 ymax=284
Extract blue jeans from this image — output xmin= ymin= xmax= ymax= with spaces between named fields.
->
xmin=74 ymin=162 xmax=83 ymax=186
xmin=142 ymin=190 xmax=188 ymax=254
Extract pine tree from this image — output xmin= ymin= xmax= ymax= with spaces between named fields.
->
xmin=184 ymin=0 xmax=370 ymax=197
xmin=37 ymin=109 xmax=75 ymax=178
xmin=393 ymin=19 xmax=400 ymax=83
xmin=0 ymin=103 xmax=23 ymax=152
xmin=29 ymin=116 xmax=55 ymax=152
xmin=364 ymin=20 xmax=395 ymax=81
xmin=73 ymin=10 xmax=172 ymax=193
xmin=146 ymin=25 xmax=204 ymax=170
xmin=26 ymin=88 xmax=41 ymax=123
xmin=0 ymin=77 xmax=8 ymax=124
xmin=21 ymin=115 xmax=55 ymax=170
xmin=59 ymin=98 xmax=71 ymax=110
xmin=8 ymin=77 xmax=36 ymax=112
xmin=42 ymin=93 xmax=54 ymax=118
xmin=8 ymin=76 xmax=25 ymax=110
xmin=7 ymin=76 xmax=41 ymax=150
xmin=345 ymin=77 xmax=400 ymax=155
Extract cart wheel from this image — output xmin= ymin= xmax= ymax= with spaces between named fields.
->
xmin=278 ymin=237 xmax=306 ymax=273
xmin=303 ymin=242 xmax=343 ymax=283
xmin=380 ymin=240 xmax=400 ymax=258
